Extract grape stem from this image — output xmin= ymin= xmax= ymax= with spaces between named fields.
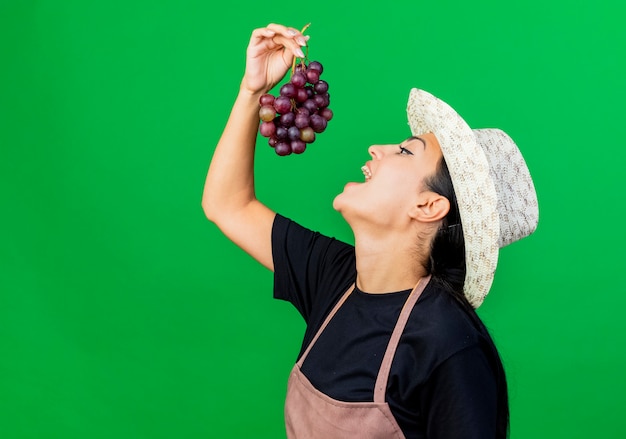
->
xmin=291 ymin=23 xmax=311 ymax=74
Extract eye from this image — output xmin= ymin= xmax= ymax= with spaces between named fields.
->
xmin=399 ymin=145 xmax=414 ymax=155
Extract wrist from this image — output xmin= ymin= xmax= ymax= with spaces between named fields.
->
xmin=239 ymin=80 xmax=268 ymax=99
xmin=234 ymin=84 xmax=265 ymax=119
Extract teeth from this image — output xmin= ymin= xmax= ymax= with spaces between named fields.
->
xmin=361 ymin=165 xmax=372 ymax=181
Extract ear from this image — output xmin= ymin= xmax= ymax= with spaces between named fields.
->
xmin=408 ymin=192 xmax=450 ymax=223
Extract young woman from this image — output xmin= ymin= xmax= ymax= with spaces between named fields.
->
xmin=202 ymin=23 xmax=538 ymax=439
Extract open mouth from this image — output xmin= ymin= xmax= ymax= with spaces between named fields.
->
xmin=361 ymin=165 xmax=372 ymax=181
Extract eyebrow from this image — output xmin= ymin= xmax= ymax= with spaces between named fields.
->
xmin=407 ymin=136 xmax=427 ymax=149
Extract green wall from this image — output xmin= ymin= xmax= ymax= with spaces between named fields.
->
xmin=1 ymin=1 xmax=625 ymax=437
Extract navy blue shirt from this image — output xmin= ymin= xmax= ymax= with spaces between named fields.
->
xmin=272 ymin=214 xmax=501 ymax=439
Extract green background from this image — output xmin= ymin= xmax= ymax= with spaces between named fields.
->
xmin=1 ymin=0 xmax=625 ymax=437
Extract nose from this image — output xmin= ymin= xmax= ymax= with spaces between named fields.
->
xmin=368 ymin=145 xmax=380 ymax=159
xmin=368 ymin=144 xmax=394 ymax=159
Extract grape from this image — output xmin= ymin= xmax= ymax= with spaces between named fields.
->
xmin=302 ymin=99 xmax=318 ymax=114
xmin=258 ymin=57 xmax=332 ymax=156
xmin=300 ymin=127 xmax=315 ymax=143
xmin=259 ymin=121 xmax=276 ymax=137
xmin=295 ymin=88 xmax=308 ymax=103
xmin=319 ymin=107 xmax=333 ymax=121
xmin=259 ymin=94 xmax=275 ymax=106
xmin=275 ymin=125 xmax=288 ymax=140
xmin=275 ymin=141 xmax=292 ymax=156
xmin=259 ymin=105 xmax=276 ymax=122
xmin=314 ymin=80 xmax=328 ymax=94
xmin=309 ymin=114 xmax=327 ymax=133
xmin=274 ymin=96 xmax=292 ymax=114
xmin=279 ymin=112 xmax=295 ymax=127
xmin=305 ymin=69 xmax=320 ymax=84
xmin=313 ymin=94 xmax=326 ymax=108
xmin=280 ymin=83 xmax=297 ymax=98
xmin=291 ymin=140 xmax=306 ymax=154
xmin=308 ymin=60 xmax=323 ymax=73
xmin=295 ymin=112 xmax=310 ymax=129
xmin=287 ymin=126 xmax=301 ymax=141
xmin=291 ymin=72 xmax=307 ymax=88
xmin=317 ymin=93 xmax=330 ymax=108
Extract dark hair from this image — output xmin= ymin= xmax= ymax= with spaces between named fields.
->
xmin=424 ymin=157 xmax=510 ymax=438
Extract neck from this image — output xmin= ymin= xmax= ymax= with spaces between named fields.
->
xmin=353 ymin=229 xmax=429 ymax=294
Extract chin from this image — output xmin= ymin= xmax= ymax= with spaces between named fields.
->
xmin=332 ymin=191 xmax=345 ymax=212
xmin=333 ymin=196 xmax=358 ymax=230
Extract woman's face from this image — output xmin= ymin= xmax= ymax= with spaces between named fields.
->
xmin=333 ymin=132 xmax=444 ymax=230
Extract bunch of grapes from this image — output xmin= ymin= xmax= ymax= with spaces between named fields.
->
xmin=258 ymin=60 xmax=333 ymax=156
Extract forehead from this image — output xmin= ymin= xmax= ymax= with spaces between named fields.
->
xmin=409 ymin=132 xmax=440 ymax=148
xmin=406 ymin=132 xmax=443 ymax=162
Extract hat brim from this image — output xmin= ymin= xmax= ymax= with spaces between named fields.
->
xmin=407 ymin=88 xmax=500 ymax=308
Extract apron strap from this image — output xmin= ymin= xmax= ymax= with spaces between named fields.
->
xmin=296 ymin=283 xmax=355 ymax=367
xmin=374 ymin=275 xmax=431 ymax=403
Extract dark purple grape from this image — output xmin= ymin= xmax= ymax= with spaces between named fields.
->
xmin=308 ymin=61 xmax=323 ymax=73
xmin=291 ymin=140 xmax=306 ymax=154
xmin=300 ymin=126 xmax=316 ymax=143
xmin=291 ymin=72 xmax=307 ymax=88
xmin=280 ymin=83 xmax=297 ymax=98
xmin=275 ymin=141 xmax=292 ymax=156
xmin=259 ymin=105 xmax=276 ymax=122
xmin=306 ymin=69 xmax=320 ymax=84
xmin=314 ymin=80 xmax=328 ymax=94
xmin=259 ymin=121 xmax=276 ymax=137
xmin=305 ymin=85 xmax=314 ymax=98
xmin=268 ymin=137 xmax=278 ymax=147
xmin=295 ymin=88 xmax=308 ymax=103
xmin=275 ymin=125 xmax=288 ymax=140
xmin=295 ymin=112 xmax=310 ymax=129
xmin=260 ymin=94 xmax=275 ymax=106
xmin=319 ymin=107 xmax=333 ymax=121
xmin=313 ymin=93 xmax=330 ymax=108
xmin=287 ymin=126 xmax=301 ymax=141
xmin=303 ymin=99 xmax=318 ymax=113
xmin=274 ymin=96 xmax=292 ymax=114
xmin=309 ymin=114 xmax=327 ymax=133
xmin=279 ymin=112 xmax=295 ymax=127
xmin=313 ymin=94 xmax=325 ymax=108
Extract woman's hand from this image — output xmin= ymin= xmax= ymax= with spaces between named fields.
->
xmin=242 ymin=23 xmax=309 ymax=95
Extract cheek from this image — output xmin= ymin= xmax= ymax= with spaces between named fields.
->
xmin=377 ymin=169 xmax=423 ymax=196
xmin=367 ymin=178 xmax=419 ymax=215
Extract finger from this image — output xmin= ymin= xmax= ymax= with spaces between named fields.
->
xmin=266 ymin=23 xmax=309 ymax=49
xmin=268 ymin=33 xmax=307 ymax=59
xmin=269 ymin=35 xmax=305 ymax=59
xmin=250 ymin=27 xmax=276 ymax=44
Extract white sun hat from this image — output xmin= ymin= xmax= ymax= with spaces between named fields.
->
xmin=407 ymin=88 xmax=539 ymax=308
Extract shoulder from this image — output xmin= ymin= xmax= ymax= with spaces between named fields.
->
xmin=271 ymin=213 xmax=356 ymax=323
xmin=272 ymin=213 xmax=355 ymax=269
xmin=389 ymin=282 xmax=504 ymax=436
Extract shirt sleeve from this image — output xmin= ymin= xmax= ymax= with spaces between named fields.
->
xmin=271 ymin=213 xmax=355 ymax=323
xmin=421 ymin=344 xmax=499 ymax=439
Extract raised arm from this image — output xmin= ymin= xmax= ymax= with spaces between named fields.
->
xmin=202 ymin=24 xmax=308 ymax=271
